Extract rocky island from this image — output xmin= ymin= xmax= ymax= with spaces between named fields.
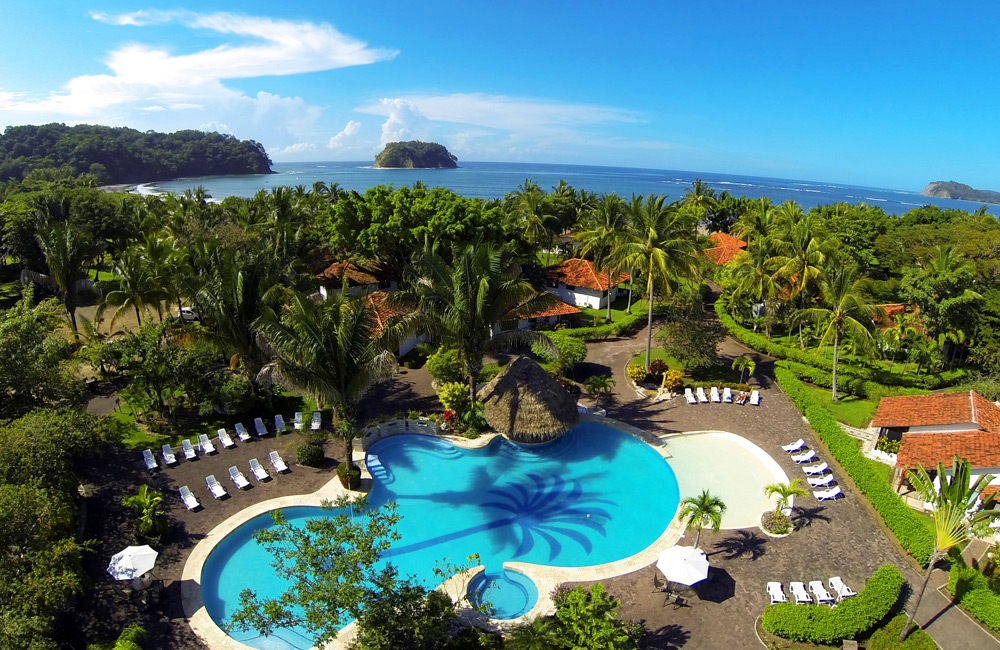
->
xmin=373 ymin=141 xmax=458 ymax=169
xmin=920 ymin=181 xmax=1000 ymax=205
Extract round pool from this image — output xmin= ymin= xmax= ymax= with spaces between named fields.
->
xmin=201 ymin=422 xmax=679 ymax=649
xmin=468 ymin=569 xmax=538 ymax=619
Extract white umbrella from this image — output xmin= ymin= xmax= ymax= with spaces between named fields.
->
xmin=107 ymin=545 xmax=158 ymax=581
xmin=656 ymin=545 xmax=709 ymax=586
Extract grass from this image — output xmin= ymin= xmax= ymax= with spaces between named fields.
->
xmin=804 ymin=385 xmax=878 ymax=429
xmin=577 ymin=295 xmax=652 ymax=326
xmin=770 ymin=333 xmax=941 ymax=379
xmin=628 ymin=349 xmax=744 ymax=384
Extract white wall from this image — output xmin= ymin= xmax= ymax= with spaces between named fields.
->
xmin=544 ymin=284 xmax=611 ymax=309
xmin=906 ymin=423 xmax=981 ymax=434
xmin=398 ymin=333 xmax=425 ymax=357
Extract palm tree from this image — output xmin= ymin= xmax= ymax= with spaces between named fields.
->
xmin=731 ymin=197 xmax=774 ymax=244
xmin=731 ymin=356 xmax=756 ymax=383
xmin=402 ymin=241 xmax=558 ymax=403
xmin=576 ymin=193 xmax=627 ymax=322
xmin=122 ymin=485 xmax=166 ymax=538
xmin=513 ymin=185 xmax=556 ymax=265
xmin=583 ymin=374 xmax=615 ymax=400
xmin=681 ymin=179 xmax=718 ymax=225
xmin=101 ymin=250 xmax=167 ymax=328
xmin=255 ymin=291 xmax=399 ymax=467
xmin=728 ymin=238 xmax=780 ymax=335
xmin=506 ymin=616 xmax=566 ymax=650
xmin=614 ymin=194 xmax=699 ymax=369
xmin=764 ymin=479 xmax=808 ymax=514
xmin=679 ymin=490 xmax=727 ymax=549
xmin=792 ymin=265 xmax=884 ymax=402
xmin=28 ymin=221 xmax=103 ymax=336
xmin=900 ymin=456 xmax=1000 ymax=642
xmin=769 ymin=209 xmax=828 ymax=347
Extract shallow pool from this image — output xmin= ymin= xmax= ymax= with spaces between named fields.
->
xmin=201 ymin=422 xmax=679 ymax=649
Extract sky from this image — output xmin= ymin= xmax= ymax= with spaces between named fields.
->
xmin=0 ymin=1 xmax=997 ymax=190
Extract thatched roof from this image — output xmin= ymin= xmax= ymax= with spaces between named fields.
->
xmin=477 ymin=356 xmax=579 ymax=442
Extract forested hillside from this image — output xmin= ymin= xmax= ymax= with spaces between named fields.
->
xmin=0 ymin=123 xmax=272 ymax=185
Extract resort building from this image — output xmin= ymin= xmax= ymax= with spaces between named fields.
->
xmin=873 ymin=390 xmax=1000 ymax=497
xmin=505 ymin=300 xmax=581 ymax=331
xmin=365 ymin=291 xmax=424 ymax=357
xmin=317 ymin=260 xmax=397 ymax=298
xmin=542 ymin=258 xmax=630 ymax=309
xmin=703 ymin=232 xmax=747 ymax=266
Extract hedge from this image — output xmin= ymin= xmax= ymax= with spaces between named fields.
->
xmin=762 ymin=564 xmax=905 ymax=644
xmin=868 ymin=614 xmax=937 ymax=650
xmin=715 ymin=300 xmax=967 ymax=390
xmin=560 ymin=302 xmax=673 ymax=341
xmin=947 ymin=562 xmax=1000 ymax=633
xmin=775 ymin=360 xmax=930 ymax=401
xmin=775 ymin=366 xmax=934 ymax=565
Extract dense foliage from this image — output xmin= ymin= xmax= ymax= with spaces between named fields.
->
xmin=373 ymin=141 xmax=458 ymax=169
xmin=0 ymin=123 xmax=271 ymax=185
xmin=947 ymin=562 xmax=1000 ymax=633
xmin=868 ymin=614 xmax=937 ymax=650
xmin=762 ymin=564 xmax=904 ymax=644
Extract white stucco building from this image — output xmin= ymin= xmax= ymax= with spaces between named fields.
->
xmin=541 ymin=258 xmax=630 ymax=310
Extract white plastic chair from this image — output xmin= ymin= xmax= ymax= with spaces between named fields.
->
xmin=294 ymin=412 xmax=303 ymax=430
xmin=198 ymin=434 xmax=216 ymax=454
xmin=249 ymin=458 xmax=269 ymax=481
xmin=808 ymin=580 xmax=835 ymax=605
xmin=218 ymin=428 xmax=235 ymax=449
xmin=766 ymin=582 xmax=788 ymax=604
xmin=814 ymin=486 xmax=843 ymax=501
xmin=750 ymin=389 xmax=761 ymax=405
xmin=723 ymin=387 xmax=733 ymax=403
xmin=696 ymin=387 xmax=709 ymax=403
xmin=181 ymin=439 xmax=197 ymax=460
xmin=789 ymin=581 xmax=811 ymax=605
xmin=829 ymin=577 xmax=856 ymax=600
xmin=161 ymin=445 xmax=177 ymax=465
xmin=684 ymin=387 xmax=697 ymax=404
xmin=275 ymin=414 xmax=286 ymax=433
xmin=710 ymin=386 xmax=721 ymax=403
xmin=803 ymin=462 xmax=829 ymax=476
xmin=142 ymin=449 xmax=158 ymax=471
xmin=235 ymin=422 xmax=251 ymax=442
xmin=269 ymin=451 xmax=289 ymax=473
xmin=311 ymin=411 xmax=322 ymax=430
xmin=791 ymin=449 xmax=816 ymax=464
xmin=807 ymin=473 xmax=835 ymax=488
xmin=179 ymin=486 xmax=200 ymax=510
xmin=254 ymin=417 xmax=267 ymax=437
xmin=781 ymin=439 xmax=805 ymax=453
xmin=206 ymin=475 xmax=226 ymax=498
xmin=229 ymin=466 xmax=250 ymax=490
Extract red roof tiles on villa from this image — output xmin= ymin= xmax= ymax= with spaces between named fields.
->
xmin=543 ymin=259 xmax=630 ymax=292
xmin=872 ymin=391 xmax=982 ymax=429
xmin=518 ymin=300 xmax=581 ymax=319
xmin=364 ymin=291 xmax=409 ymax=334
xmin=317 ymin=260 xmax=379 ymax=285
xmin=703 ymin=232 xmax=747 ymax=266
xmin=897 ymin=430 xmax=1000 ymax=470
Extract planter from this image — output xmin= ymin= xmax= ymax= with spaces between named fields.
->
xmin=759 ymin=509 xmax=793 ymax=538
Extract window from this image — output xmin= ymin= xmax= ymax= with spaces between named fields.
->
xmin=566 ymin=284 xmax=576 ymax=291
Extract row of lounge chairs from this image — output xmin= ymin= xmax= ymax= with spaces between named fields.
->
xmin=177 ymin=452 xmax=290 ymax=510
xmin=780 ymin=439 xmax=843 ymax=500
xmin=767 ymin=577 xmax=856 ymax=605
xmin=684 ymin=386 xmax=760 ymax=405
xmin=142 ymin=412 xmax=322 ymax=470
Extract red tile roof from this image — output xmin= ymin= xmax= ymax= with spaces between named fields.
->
xmin=872 ymin=391 xmax=979 ymax=429
xmin=703 ymin=233 xmax=747 ymax=266
xmin=897 ymin=430 xmax=1000 ymax=470
xmin=884 ymin=391 xmax=1000 ymax=469
xmin=317 ymin=260 xmax=379 ymax=286
xmin=518 ymin=300 xmax=581 ymax=319
xmin=543 ymin=259 xmax=630 ymax=292
xmin=364 ymin=291 xmax=410 ymax=334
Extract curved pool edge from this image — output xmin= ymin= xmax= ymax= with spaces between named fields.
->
xmin=180 ymin=414 xmax=683 ymax=649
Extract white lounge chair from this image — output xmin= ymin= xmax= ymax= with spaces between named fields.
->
xmin=723 ymin=387 xmax=733 ymax=403
xmin=808 ymin=580 xmax=835 ymax=605
xmin=766 ymin=582 xmax=788 ymax=604
xmin=710 ymin=386 xmax=721 ymax=403
xmin=161 ymin=444 xmax=177 ymax=466
xmin=814 ymin=486 xmax=843 ymax=501
xmin=275 ymin=414 xmax=286 ymax=433
xmin=198 ymin=434 xmax=216 ymax=454
xmin=206 ymin=475 xmax=227 ymax=499
xmin=181 ymin=439 xmax=197 ymax=460
xmin=791 ymin=449 xmax=817 ymax=464
xmin=269 ymin=451 xmax=289 ymax=473
xmin=229 ymin=466 xmax=250 ymax=490
xmin=218 ymin=428 xmax=235 ymax=449
xmin=803 ymin=461 xmax=829 ymax=476
xmin=142 ymin=449 xmax=158 ymax=471
xmin=235 ymin=422 xmax=251 ymax=442
xmin=829 ymin=577 xmax=856 ymax=600
xmin=807 ymin=473 xmax=836 ymax=488
xmin=249 ymin=458 xmax=269 ymax=481
xmin=294 ymin=412 xmax=303 ymax=430
xmin=696 ymin=387 xmax=709 ymax=403
xmin=254 ymin=417 xmax=267 ymax=437
xmin=311 ymin=411 xmax=321 ymax=430
xmin=179 ymin=486 xmax=200 ymax=510
xmin=789 ymin=581 xmax=811 ymax=605
xmin=750 ymin=389 xmax=761 ymax=405
xmin=684 ymin=387 xmax=697 ymax=404
xmin=781 ymin=439 xmax=806 ymax=453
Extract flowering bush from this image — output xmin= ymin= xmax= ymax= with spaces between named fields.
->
xmin=442 ymin=410 xmax=456 ymax=425
xmin=437 ymin=381 xmax=469 ymax=413
xmin=661 ymin=370 xmax=683 ymax=391
xmin=626 ymin=363 xmax=647 ymax=384
xmin=648 ymin=359 xmax=668 ymax=375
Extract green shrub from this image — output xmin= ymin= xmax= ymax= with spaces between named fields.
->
xmin=626 ymin=363 xmax=647 ymax=384
xmin=426 ymin=347 xmax=463 ymax=384
xmin=662 ymin=370 xmax=683 ymax=391
xmin=337 ymin=462 xmax=361 ymax=489
xmin=762 ymin=565 xmax=905 ymax=644
xmin=948 ymin=563 xmax=989 ymax=599
xmin=868 ymin=614 xmax=937 ymax=650
xmin=478 ymin=363 xmax=502 ymax=383
xmin=648 ymin=359 xmax=668 ymax=375
xmin=532 ymin=332 xmax=587 ymax=371
xmin=959 ymin=588 xmax=1000 ymax=633
xmin=436 ymin=381 xmax=468 ymax=413
xmin=215 ymin=373 xmax=256 ymax=414
xmin=775 ymin=367 xmax=934 ymax=565
xmin=295 ymin=444 xmax=324 ymax=467
xmin=876 ymin=437 xmax=902 ymax=454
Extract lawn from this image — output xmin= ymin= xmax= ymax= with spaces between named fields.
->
xmin=804 ymin=385 xmax=878 ymax=429
xmin=629 ymin=349 xmax=744 ymax=384
xmin=770 ymin=333 xmax=939 ymax=379
xmin=578 ymin=295 xmax=652 ymax=325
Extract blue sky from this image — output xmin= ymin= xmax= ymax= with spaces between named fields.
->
xmin=0 ymin=1 xmax=997 ymax=190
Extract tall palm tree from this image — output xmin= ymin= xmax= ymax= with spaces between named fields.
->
xmin=732 ymin=356 xmax=756 ymax=383
xmin=28 ymin=221 xmax=103 ymax=336
xmin=764 ymin=479 xmax=808 ymax=513
xmin=614 ymin=194 xmax=699 ymax=369
xmin=900 ymin=456 xmax=1000 ymax=642
xmin=769 ymin=210 xmax=828 ymax=347
xmin=402 ymin=241 xmax=558 ymax=403
xmin=681 ymin=179 xmax=718 ymax=225
xmin=122 ymin=485 xmax=166 ymax=538
xmin=792 ymin=265 xmax=884 ymax=402
xmin=576 ymin=193 xmax=627 ymax=322
xmin=101 ymin=250 xmax=167 ymax=328
xmin=731 ymin=197 xmax=774 ymax=245
xmin=513 ymin=185 xmax=556 ymax=265
xmin=679 ymin=490 xmax=727 ymax=549
xmin=255 ymin=291 xmax=399 ymax=466
xmin=728 ymin=239 xmax=780 ymax=335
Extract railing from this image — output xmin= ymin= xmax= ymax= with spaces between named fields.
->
xmin=359 ymin=417 xmax=439 ymax=451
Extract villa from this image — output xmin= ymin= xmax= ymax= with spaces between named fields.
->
xmin=506 ymin=300 xmax=581 ymax=331
xmin=703 ymin=232 xmax=747 ymax=266
xmin=317 ymin=260 xmax=397 ymax=298
xmin=873 ymin=390 xmax=1000 ymax=497
xmin=542 ymin=258 xmax=630 ymax=309
xmin=365 ymin=291 xmax=424 ymax=356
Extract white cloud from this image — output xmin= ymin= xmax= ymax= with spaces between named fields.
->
xmin=327 ymin=120 xmax=362 ymax=149
xmin=273 ymin=142 xmax=318 ymax=156
xmin=199 ymin=121 xmax=231 ymax=133
xmin=376 ymin=98 xmax=431 ymax=146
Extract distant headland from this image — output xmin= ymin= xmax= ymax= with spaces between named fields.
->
xmin=920 ymin=181 xmax=1000 ymax=205
xmin=373 ymin=141 xmax=458 ymax=169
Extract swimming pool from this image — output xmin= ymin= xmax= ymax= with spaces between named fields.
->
xmin=200 ymin=421 xmax=679 ymax=649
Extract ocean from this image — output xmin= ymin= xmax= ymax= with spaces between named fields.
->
xmin=139 ymin=161 xmax=999 ymax=216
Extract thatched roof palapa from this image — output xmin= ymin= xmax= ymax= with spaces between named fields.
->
xmin=477 ymin=356 xmax=579 ymax=443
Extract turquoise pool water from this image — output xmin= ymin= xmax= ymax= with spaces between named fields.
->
xmin=201 ymin=421 xmax=679 ymax=649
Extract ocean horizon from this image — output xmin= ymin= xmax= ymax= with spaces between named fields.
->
xmin=138 ymin=161 xmax=999 ymax=216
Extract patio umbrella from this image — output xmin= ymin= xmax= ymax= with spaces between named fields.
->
xmin=656 ymin=546 xmax=709 ymax=587
xmin=107 ymin=545 xmax=158 ymax=581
